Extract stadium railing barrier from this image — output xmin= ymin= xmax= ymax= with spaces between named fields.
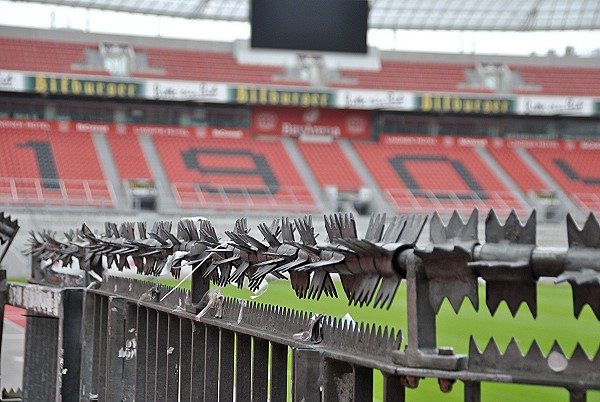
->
xmin=1 ymin=209 xmax=599 ymax=401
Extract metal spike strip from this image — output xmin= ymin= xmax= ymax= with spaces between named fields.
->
xmin=558 ymin=213 xmax=600 ymax=319
xmin=469 ymin=337 xmax=600 ymax=387
xmin=472 ymin=210 xmax=538 ymax=317
xmin=23 ymin=210 xmax=600 ymax=318
xmin=416 ymin=210 xmax=479 ymax=313
xmin=320 ymin=317 xmax=402 ymax=357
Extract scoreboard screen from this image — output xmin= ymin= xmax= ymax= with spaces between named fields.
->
xmin=250 ymin=0 xmax=369 ymax=54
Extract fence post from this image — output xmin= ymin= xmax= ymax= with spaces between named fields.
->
xmin=61 ymin=289 xmax=84 ymax=402
xmin=292 ymin=348 xmax=321 ymax=402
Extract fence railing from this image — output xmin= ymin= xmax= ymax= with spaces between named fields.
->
xmin=171 ymin=182 xmax=317 ymax=212
xmin=2 ymin=209 xmax=600 ymax=401
xmin=0 ymin=177 xmax=115 ymax=208
xmin=385 ymin=188 xmax=529 ymax=216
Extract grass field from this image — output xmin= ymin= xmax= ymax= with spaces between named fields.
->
xmin=158 ymin=278 xmax=600 ymax=401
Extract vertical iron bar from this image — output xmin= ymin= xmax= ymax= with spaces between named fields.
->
xmin=61 ymin=289 xmax=84 ymax=402
xmin=569 ymin=389 xmax=587 ymax=402
xmin=235 ymin=333 xmax=252 ymax=402
xmin=97 ymin=296 xmax=108 ymax=402
xmin=122 ymin=303 xmax=138 ymax=402
xmin=219 ymin=329 xmax=235 ymax=402
xmin=135 ymin=306 xmax=148 ymax=402
xmin=270 ymin=342 xmax=288 ymax=402
xmin=166 ymin=314 xmax=180 ymax=401
xmin=79 ymin=292 xmax=96 ymax=401
xmin=406 ymin=257 xmax=437 ymax=351
xmin=0 ymin=270 xmax=6 ymax=389
xmin=91 ymin=294 xmax=102 ymax=397
xmin=105 ymin=297 xmax=126 ymax=401
xmin=292 ymin=348 xmax=321 ymax=402
xmin=252 ymin=337 xmax=269 ymax=402
xmin=145 ymin=309 xmax=158 ymax=402
xmin=22 ymin=311 xmax=59 ymax=401
xmin=204 ymin=325 xmax=219 ymax=401
xmin=464 ymin=381 xmax=481 ymax=402
xmin=353 ymin=365 xmax=373 ymax=402
xmin=154 ymin=312 xmax=169 ymax=402
xmin=383 ymin=373 xmax=405 ymax=402
xmin=322 ymin=358 xmax=353 ymax=402
xmin=191 ymin=322 xmax=206 ymax=402
xmin=179 ymin=318 xmax=193 ymax=402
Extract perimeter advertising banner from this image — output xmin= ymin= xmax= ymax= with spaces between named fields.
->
xmin=28 ymin=74 xmax=143 ymax=98
xmin=335 ymin=89 xmax=415 ymax=110
xmin=417 ymin=94 xmax=515 ymax=114
xmin=144 ymin=79 xmax=229 ymax=103
xmin=252 ymin=106 xmax=371 ymax=139
xmin=0 ymin=118 xmax=249 ymax=139
xmin=516 ymin=96 xmax=594 ymax=116
xmin=231 ymin=86 xmax=335 ymax=108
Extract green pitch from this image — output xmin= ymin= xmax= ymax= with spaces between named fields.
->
xmin=159 ymin=278 xmax=600 ymax=401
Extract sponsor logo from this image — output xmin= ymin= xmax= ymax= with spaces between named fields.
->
xmin=303 ymin=109 xmax=320 ymax=124
xmin=345 ymin=116 xmax=367 ymax=135
xmin=0 ymin=72 xmax=14 ymax=88
xmin=255 ymin=112 xmax=278 ymax=131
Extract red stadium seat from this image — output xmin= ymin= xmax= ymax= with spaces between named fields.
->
xmin=152 ymin=137 xmax=316 ymax=212
xmin=353 ymin=138 xmax=526 ymax=215
xmin=0 ymin=127 xmax=113 ymax=207
xmin=513 ymin=66 xmax=600 ymax=96
xmin=106 ymin=135 xmax=153 ymax=182
xmin=0 ymin=38 xmax=96 ymax=74
xmin=528 ymin=146 xmax=600 ymax=212
xmin=297 ymin=141 xmax=363 ymax=193
xmin=487 ymin=146 xmax=548 ymax=193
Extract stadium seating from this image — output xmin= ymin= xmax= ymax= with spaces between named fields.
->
xmin=3 ymin=36 xmax=600 ymax=96
xmin=0 ymin=127 xmax=113 ymax=207
xmin=106 ymin=135 xmax=153 ymax=182
xmin=152 ymin=136 xmax=316 ymax=212
xmin=296 ymin=141 xmax=363 ymax=193
xmin=527 ymin=145 xmax=600 ymax=212
xmin=135 ymin=47 xmax=288 ymax=84
xmin=0 ymin=38 xmax=102 ymax=75
xmin=487 ymin=146 xmax=549 ymax=194
xmin=513 ymin=65 xmax=600 ymax=96
xmin=333 ymin=61 xmax=477 ymax=92
xmin=353 ymin=138 xmax=526 ymax=215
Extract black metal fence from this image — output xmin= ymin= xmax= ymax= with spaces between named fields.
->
xmin=1 ymin=210 xmax=599 ymax=401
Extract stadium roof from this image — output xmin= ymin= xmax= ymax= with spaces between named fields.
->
xmin=11 ymin=0 xmax=600 ymax=31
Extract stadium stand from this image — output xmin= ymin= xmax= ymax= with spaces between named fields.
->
xmin=513 ymin=65 xmax=600 ymax=96
xmin=486 ymin=145 xmax=549 ymax=194
xmin=106 ymin=134 xmax=153 ymax=182
xmin=333 ymin=61 xmax=478 ymax=92
xmin=136 ymin=47 xmax=293 ymax=84
xmin=152 ymin=136 xmax=316 ymax=212
xmin=0 ymin=125 xmax=113 ymax=207
xmin=2 ymin=35 xmax=600 ymax=96
xmin=527 ymin=143 xmax=600 ymax=212
xmin=296 ymin=141 xmax=363 ymax=193
xmin=353 ymin=137 xmax=527 ymax=215
xmin=0 ymin=38 xmax=105 ymax=75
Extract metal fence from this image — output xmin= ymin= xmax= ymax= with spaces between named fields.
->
xmin=1 ymin=209 xmax=599 ymax=401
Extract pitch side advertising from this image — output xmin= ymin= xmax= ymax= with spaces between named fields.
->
xmin=251 ymin=106 xmax=371 ymax=139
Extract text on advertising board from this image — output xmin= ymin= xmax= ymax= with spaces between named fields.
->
xmin=31 ymin=75 xmax=141 ymax=98
xmin=419 ymin=94 xmax=513 ymax=114
xmin=233 ymin=87 xmax=333 ymax=107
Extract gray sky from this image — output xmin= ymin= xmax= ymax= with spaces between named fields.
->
xmin=1 ymin=0 xmax=600 ymax=56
